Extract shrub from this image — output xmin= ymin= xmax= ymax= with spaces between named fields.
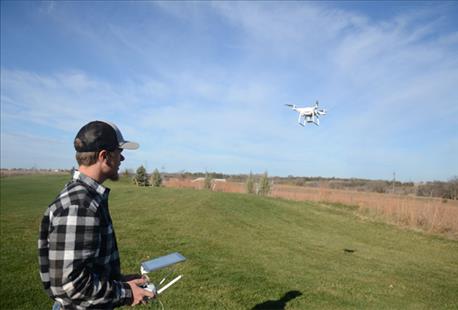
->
xmin=246 ymin=171 xmax=255 ymax=194
xmin=258 ymin=171 xmax=271 ymax=196
xmin=204 ymin=172 xmax=212 ymax=190
xmin=151 ymin=168 xmax=162 ymax=187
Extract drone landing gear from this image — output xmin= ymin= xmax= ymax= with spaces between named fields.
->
xmin=298 ymin=115 xmax=304 ymax=126
xmin=307 ymin=116 xmax=319 ymax=126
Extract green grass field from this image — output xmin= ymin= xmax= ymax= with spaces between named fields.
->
xmin=1 ymin=175 xmax=457 ymax=309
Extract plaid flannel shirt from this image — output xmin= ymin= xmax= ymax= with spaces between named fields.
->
xmin=38 ymin=171 xmax=133 ymax=309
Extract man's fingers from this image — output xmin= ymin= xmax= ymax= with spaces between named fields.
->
xmin=130 ymin=278 xmax=146 ymax=286
xmin=143 ymin=289 xmax=156 ymax=299
xmin=128 ymin=280 xmax=154 ymax=306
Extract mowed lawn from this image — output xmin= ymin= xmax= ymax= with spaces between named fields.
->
xmin=1 ymin=175 xmax=457 ymax=309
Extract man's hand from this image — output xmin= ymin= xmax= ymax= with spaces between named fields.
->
xmin=127 ymin=278 xmax=155 ymax=306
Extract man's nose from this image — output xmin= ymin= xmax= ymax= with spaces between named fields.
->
xmin=120 ymin=154 xmax=125 ymax=161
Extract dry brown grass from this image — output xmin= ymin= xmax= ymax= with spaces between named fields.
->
xmin=163 ymin=178 xmax=202 ymax=189
xmin=163 ymin=178 xmax=246 ymax=192
xmin=163 ymin=179 xmax=458 ymax=239
xmin=211 ymin=181 xmax=245 ymax=193
xmin=271 ymin=184 xmax=458 ymax=238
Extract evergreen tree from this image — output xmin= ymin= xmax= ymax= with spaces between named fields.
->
xmin=258 ymin=171 xmax=271 ymax=196
xmin=246 ymin=171 xmax=255 ymax=194
xmin=151 ymin=168 xmax=162 ymax=187
xmin=134 ymin=165 xmax=149 ymax=186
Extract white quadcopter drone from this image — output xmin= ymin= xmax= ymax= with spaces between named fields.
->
xmin=285 ymin=101 xmax=327 ymax=126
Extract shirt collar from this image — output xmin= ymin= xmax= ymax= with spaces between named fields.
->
xmin=73 ymin=170 xmax=109 ymax=197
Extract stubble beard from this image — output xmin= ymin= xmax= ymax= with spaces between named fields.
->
xmin=108 ymin=169 xmax=120 ymax=181
xmin=106 ymin=162 xmax=120 ymax=181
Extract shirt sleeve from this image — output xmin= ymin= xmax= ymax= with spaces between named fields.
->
xmin=48 ymin=204 xmax=133 ymax=308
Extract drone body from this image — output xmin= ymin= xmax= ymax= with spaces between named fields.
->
xmin=285 ymin=101 xmax=327 ymax=126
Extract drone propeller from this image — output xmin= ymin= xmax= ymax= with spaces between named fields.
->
xmin=316 ymin=108 xmax=327 ymax=115
xmin=312 ymin=100 xmax=327 ymax=116
xmin=285 ymin=104 xmax=294 ymax=107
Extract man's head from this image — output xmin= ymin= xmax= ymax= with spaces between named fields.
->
xmin=74 ymin=121 xmax=139 ymax=181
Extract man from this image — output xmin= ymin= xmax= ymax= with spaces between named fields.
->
xmin=38 ymin=121 xmax=154 ymax=309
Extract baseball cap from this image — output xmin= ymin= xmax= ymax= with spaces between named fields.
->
xmin=74 ymin=121 xmax=139 ymax=152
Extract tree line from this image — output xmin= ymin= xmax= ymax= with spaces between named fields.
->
xmin=128 ymin=167 xmax=457 ymax=200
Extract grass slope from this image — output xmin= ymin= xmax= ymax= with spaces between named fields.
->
xmin=1 ymin=175 xmax=457 ymax=309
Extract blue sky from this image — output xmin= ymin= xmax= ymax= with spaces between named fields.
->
xmin=1 ymin=1 xmax=457 ymax=182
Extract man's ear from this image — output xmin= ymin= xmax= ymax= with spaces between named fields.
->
xmin=98 ymin=150 xmax=108 ymax=162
